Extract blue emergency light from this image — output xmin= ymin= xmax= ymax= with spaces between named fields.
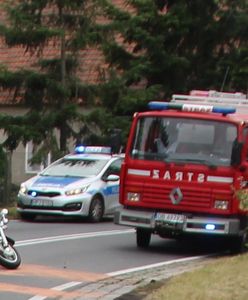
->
xmin=74 ymin=145 xmax=112 ymax=155
xmin=205 ymin=224 xmax=215 ymax=231
xmin=75 ymin=145 xmax=85 ymax=153
xmin=148 ymin=101 xmax=236 ymax=115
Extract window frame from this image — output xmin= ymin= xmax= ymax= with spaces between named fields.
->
xmin=25 ymin=142 xmax=51 ymax=174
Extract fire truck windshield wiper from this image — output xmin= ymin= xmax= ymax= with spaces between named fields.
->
xmin=164 ymin=157 xmax=217 ymax=167
xmin=183 ymin=158 xmax=217 ymax=167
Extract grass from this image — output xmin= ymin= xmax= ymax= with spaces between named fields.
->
xmin=144 ymin=253 xmax=248 ymax=300
xmin=0 ymin=205 xmax=18 ymax=219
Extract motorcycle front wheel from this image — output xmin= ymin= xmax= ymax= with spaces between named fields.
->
xmin=0 ymin=244 xmax=21 ymax=269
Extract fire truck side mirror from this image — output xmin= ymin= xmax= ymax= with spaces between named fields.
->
xmin=231 ymin=140 xmax=243 ymax=166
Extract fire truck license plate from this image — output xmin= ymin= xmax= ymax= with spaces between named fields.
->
xmin=155 ymin=213 xmax=185 ymax=224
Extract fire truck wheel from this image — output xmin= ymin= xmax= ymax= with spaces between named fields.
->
xmin=136 ymin=228 xmax=151 ymax=248
xmin=229 ymin=231 xmax=248 ymax=254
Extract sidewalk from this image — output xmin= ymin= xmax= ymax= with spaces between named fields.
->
xmin=68 ymin=256 xmax=216 ymax=300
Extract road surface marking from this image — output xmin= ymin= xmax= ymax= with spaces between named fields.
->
xmin=0 ymin=282 xmax=102 ymax=298
xmin=0 ymin=254 xmax=213 ymax=300
xmin=16 ymin=229 xmax=134 ymax=246
xmin=107 ymin=254 xmax=214 ymax=276
xmin=29 ymin=281 xmax=82 ymax=300
xmin=3 ymin=229 xmax=216 ymax=299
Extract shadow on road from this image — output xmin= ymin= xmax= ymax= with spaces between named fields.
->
xmin=20 ymin=215 xmax=114 ymax=224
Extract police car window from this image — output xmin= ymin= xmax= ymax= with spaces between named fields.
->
xmin=103 ymin=158 xmax=123 ymax=178
xmin=41 ymin=158 xmax=108 ymax=177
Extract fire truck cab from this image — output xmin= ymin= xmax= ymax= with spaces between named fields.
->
xmin=114 ymin=90 xmax=248 ymax=253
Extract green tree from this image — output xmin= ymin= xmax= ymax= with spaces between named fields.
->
xmin=0 ymin=0 xmax=105 ymax=155
xmin=100 ymin=0 xmax=248 ymax=111
xmin=0 ymin=0 xmax=111 ymax=203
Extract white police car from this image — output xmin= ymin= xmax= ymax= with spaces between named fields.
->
xmin=17 ymin=146 xmax=124 ymax=222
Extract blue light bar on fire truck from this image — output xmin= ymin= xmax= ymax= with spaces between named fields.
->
xmin=148 ymin=101 xmax=236 ymax=115
xmin=74 ymin=146 xmax=112 ymax=155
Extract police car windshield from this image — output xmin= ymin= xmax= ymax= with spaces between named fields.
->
xmin=130 ymin=116 xmax=237 ymax=167
xmin=41 ymin=157 xmax=108 ymax=177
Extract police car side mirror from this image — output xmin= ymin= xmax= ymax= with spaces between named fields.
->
xmin=106 ymin=174 xmax=120 ymax=182
xmin=231 ymin=140 xmax=243 ymax=166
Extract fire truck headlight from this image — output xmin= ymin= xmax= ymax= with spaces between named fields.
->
xmin=214 ymin=200 xmax=228 ymax=210
xmin=127 ymin=192 xmax=140 ymax=202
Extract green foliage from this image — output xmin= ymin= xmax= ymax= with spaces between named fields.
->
xmin=101 ymin=0 xmax=248 ymax=100
xmin=0 ymin=66 xmax=25 ymax=89
xmin=236 ymin=189 xmax=248 ymax=211
xmin=4 ymin=27 xmax=58 ymax=49
xmin=0 ymin=0 xmax=111 ymax=157
xmin=0 ymin=0 xmax=246 ymax=177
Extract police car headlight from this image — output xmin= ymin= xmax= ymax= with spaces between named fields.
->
xmin=19 ymin=184 xmax=28 ymax=195
xmin=65 ymin=185 xmax=89 ymax=196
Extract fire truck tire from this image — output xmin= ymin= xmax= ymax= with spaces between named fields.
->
xmin=229 ymin=231 xmax=248 ymax=254
xmin=136 ymin=228 xmax=151 ymax=248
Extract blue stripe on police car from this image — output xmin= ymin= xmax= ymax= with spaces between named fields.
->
xmin=31 ymin=176 xmax=82 ymax=188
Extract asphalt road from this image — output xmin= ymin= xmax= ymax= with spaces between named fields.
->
xmin=0 ymin=216 xmax=223 ymax=300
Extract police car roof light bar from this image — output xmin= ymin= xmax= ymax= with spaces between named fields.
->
xmin=148 ymin=101 xmax=236 ymax=115
xmin=74 ymin=146 xmax=112 ymax=155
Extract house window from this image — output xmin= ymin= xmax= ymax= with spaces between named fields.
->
xmin=25 ymin=142 xmax=51 ymax=174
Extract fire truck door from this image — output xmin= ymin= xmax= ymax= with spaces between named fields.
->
xmin=240 ymin=127 xmax=248 ymax=185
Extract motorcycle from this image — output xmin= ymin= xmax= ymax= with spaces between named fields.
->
xmin=0 ymin=208 xmax=21 ymax=269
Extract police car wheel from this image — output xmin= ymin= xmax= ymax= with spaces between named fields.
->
xmin=19 ymin=213 xmax=36 ymax=222
xmin=88 ymin=197 xmax=104 ymax=223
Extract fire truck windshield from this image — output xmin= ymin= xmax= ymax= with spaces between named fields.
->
xmin=130 ymin=117 xmax=237 ymax=167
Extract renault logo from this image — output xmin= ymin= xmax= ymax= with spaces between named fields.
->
xmin=169 ymin=187 xmax=183 ymax=205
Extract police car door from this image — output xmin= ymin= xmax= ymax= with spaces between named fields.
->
xmin=102 ymin=158 xmax=123 ymax=213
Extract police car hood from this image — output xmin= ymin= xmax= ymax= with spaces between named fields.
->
xmin=28 ymin=175 xmax=95 ymax=189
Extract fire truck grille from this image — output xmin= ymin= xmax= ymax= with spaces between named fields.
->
xmin=143 ymin=186 xmax=211 ymax=209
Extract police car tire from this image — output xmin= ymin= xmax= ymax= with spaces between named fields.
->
xmin=88 ymin=197 xmax=104 ymax=223
xmin=136 ymin=228 xmax=151 ymax=248
xmin=19 ymin=213 xmax=36 ymax=221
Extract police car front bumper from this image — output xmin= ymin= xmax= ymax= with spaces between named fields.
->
xmin=17 ymin=192 xmax=92 ymax=217
xmin=114 ymin=208 xmax=240 ymax=236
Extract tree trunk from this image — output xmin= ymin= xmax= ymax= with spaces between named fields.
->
xmin=3 ymin=150 xmax=12 ymax=205
xmin=59 ymin=5 xmax=67 ymax=153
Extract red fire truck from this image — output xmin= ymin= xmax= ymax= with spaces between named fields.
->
xmin=114 ymin=90 xmax=248 ymax=253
